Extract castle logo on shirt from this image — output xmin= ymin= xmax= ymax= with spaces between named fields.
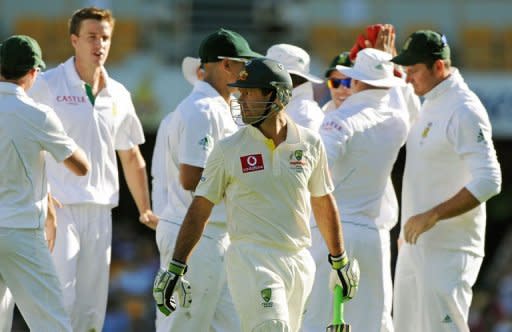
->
xmin=240 ymin=154 xmax=264 ymax=173
xmin=56 ymin=95 xmax=87 ymax=105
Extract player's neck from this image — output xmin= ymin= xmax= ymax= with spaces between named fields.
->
xmin=73 ymin=58 xmax=104 ymax=91
xmin=258 ymin=113 xmax=288 ymax=147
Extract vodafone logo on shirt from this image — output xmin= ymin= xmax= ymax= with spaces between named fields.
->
xmin=240 ymin=154 xmax=264 ymax=173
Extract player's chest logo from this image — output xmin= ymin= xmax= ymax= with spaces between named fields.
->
xmin=289 ymin=149 xmax=307 ymax=172
xmin=240 ymin=154 xmax=264 ymax=173
xmin=56 ymin=95 xmax=88 ymax=105
xmin=419 ymin=121 xmax=433 ymax=146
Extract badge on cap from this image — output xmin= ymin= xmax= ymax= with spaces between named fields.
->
xmin=239 ymin=70 xmax=248 ymax=81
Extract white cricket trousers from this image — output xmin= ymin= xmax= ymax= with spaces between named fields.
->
xmin=52 ymin=204 xmax=112 ymax=332
xmin=155 ymin=220 xmax=239 ymax=332
xmin=393 ymin=243 xmax=482 ymax=332
xmin=0 ymin=227 xmax=71 ymax=331
xmin=226 ymin=241 xmax=315 ymax=332
xmin=303 ymin=223 xmax=394 ymax=332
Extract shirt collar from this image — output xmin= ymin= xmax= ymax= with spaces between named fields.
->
xmin=194 ymin=81 xmax=229 ymax=107
xmin=423 ymin=68 xmax=463 ymax=101
xmin=0 ymin=82 xmax=26 ymax=97
xmin=63 ymin=57 xmax=111 ymax=90
xmin=342 ymin=89 xmax=390 ymax=109
xmin=245 ymin=115 xmax=301 ymax=145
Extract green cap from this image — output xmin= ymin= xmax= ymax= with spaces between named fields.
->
xmin=391 ymin=30 xmax=450 ymax=66
xmin=0 ymin=35 xmax=46 ymax=71
xmin=325 ymin=52 xmax=352 ymax=77
xmin=199 ymin=28 xmax=262 ymax=63
xmin=228 ymin=58 xmax=292 ymax=91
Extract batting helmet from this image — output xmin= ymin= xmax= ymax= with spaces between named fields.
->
xmin=228 ymin=58 xmax=293 ymax=126
xmin=228 ymin=57 xmax=292 ymax=102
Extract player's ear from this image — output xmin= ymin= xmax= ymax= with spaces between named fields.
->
xmin=70 ymin=34 xmax=79 ymax=49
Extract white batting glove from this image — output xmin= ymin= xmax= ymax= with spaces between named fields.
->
xmin=153 ymin=260 xmax=192 ymax=316
xmin=328 ymin=252 xmax=360 ymax=301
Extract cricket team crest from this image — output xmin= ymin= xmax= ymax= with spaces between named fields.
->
xmin=261 ymin=288 xmax=273 ymax=308
xmin=289 ymin=149 xmax=306 ymax=172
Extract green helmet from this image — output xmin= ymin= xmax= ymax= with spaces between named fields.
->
xmin=228 ymin=58 xmax=292 ymax=104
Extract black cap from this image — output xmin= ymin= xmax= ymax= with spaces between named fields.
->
xmin=391 ymin=30 xmax=450 ymax=66
xmin=199 ymin=28 xmax=262 ymax=63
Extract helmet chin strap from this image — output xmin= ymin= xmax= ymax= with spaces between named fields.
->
xmin=251 ymin=91 xmax=278 ymax=128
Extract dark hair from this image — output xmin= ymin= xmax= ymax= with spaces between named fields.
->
xmin=290 ymin=74 xmax=307 ymax=88
xmin=69 ymin=7 xmax=115 ymax=36
xmin=0 ymin=66 xmax=30 ymax=80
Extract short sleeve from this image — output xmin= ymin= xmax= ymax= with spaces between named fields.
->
xmin=39 ymin=108 xmax=77 ymax=162
xmin=179 ymin=109 xmax=215 ymax=168
xmin=114 ymin=95 xmax=145 ymax=150
xmin=447 ymin=103 xmax=502 ymax=202
xmin=194 ymin=143 xmax=228 ymax=205
xmin=151 ymin=115 xmax=173 ymax=215
xmin=308 ymin=138 xmax=334 ymax=197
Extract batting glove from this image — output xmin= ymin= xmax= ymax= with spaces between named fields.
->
xmin=153 ymin=259 xmax=192 ymax=316
xmin=328 ymin=252 xmax=360 ymax=301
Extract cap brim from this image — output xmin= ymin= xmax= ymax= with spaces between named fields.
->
xmin=336 ymin=65 xmax=405 ymax=88
xmin=288 ymin=69 xmax=324 ymax=84
xmin=182 ymin=56 xmax=201 ymax=85
xmin=390 ymin=52 xmax=418 ymax=66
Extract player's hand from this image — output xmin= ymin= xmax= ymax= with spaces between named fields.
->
xmin=367 ymin=24 xmax=397 ymax=56
xmin=139 ymin=209 xmax=159 ymax=230
xmin=153 ymin=260 xmax=192 ymax=316
xmin=404 ymin=209 xmax=439 ymax=244
xmin=328 ymin=252 xmax=360 ymax=301
xmin=44 ymin=194 xmax=62 ymax=253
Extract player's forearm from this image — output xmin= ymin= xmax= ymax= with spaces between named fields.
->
xmin=430 ymin=187 xmax=481 ymax=222
xmin=311 ymin=194 xmax=344 ymax=256
xmin=172 ymin=196 xmax=213 ymax=263
xmin=119 ymin=148 xmax=152 ymax=213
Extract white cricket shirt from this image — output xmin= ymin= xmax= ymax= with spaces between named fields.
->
xmin=320 ymin=89 xmax=409 ymax=229
xmin=286 ymin=82 xmax=324 ymax=132
xmin=402 ymin=69 xmax=502 ymax=256
xmin=154 ymin=81 xmax=238 ymax=224
xmin=0 ymin=83 xmax=77 ymax=228
xmin=28 ymin=57 xmax=145 ymax=206
xmin=195 ymin=119 xmax=333 ymax=251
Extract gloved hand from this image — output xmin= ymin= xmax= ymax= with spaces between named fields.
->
xmin=328 ymin=252 xmax=360 ymax=301
xmin=153 ymin=259 xmax=192 ymax=315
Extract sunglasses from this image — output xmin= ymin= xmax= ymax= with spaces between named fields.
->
xmin=327 ymin=78 xmax=351 ymax=89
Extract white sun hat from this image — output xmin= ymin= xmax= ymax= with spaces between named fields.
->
xmin=181 ymin=56 xmax=201 ymax=85
xmin=336 ymin=48 xmax=404 ymax=88
xmin=265 ymin=43 xmax=323 ymax=84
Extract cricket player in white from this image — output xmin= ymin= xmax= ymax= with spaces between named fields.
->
xmin=391 ymin=30 xmax=502 ymax=331
xmin=151 ymin=29 xmax=260 ymax=331
xmin=153 ymin=58 xmax=360 ymax=332
xmin=306 ymin=48 xmax=409 ymax=332
xmin=0 ymin=35 xmax=89 ymax=331
xmin=266 ymin=44 xmax=325 ymax=132
xmin=25 ymin=8 xmax=158 ymax=331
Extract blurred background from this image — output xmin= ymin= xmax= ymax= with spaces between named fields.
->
xmin=2 ymin=0 xmax=511 ymax=330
